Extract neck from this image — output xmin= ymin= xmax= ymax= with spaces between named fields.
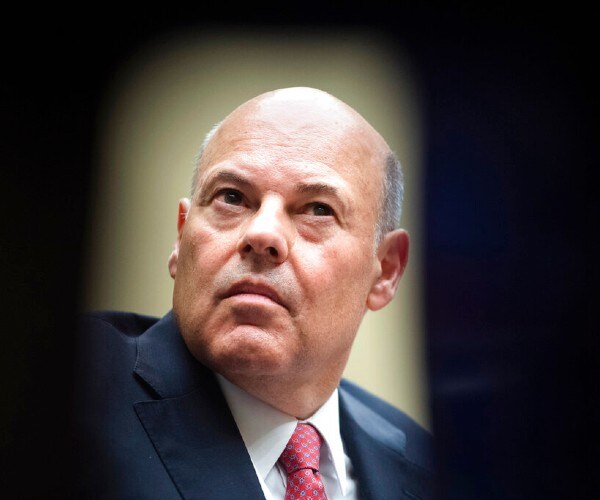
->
xmin=222 ymin=373 xmax=340 ymax=419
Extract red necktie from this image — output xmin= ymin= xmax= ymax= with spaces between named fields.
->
xmin=278 ymin=423 xmax=328 ymax=499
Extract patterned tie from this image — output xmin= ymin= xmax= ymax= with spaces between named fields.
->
xmin=279 ymin=423 xmax=328 ymax=499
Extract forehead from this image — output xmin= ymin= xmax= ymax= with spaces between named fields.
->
xmin=198 ymin=95 xmax=387 ymax=197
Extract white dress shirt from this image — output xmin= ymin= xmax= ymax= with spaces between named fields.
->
xmin=216 ymin=374 xmax=358 ymax=500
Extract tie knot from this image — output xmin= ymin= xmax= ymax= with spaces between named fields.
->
xmin=279 ymin=423 xmax=323 ymax=474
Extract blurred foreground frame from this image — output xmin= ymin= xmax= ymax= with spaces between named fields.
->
xmin=2 ymin=5 xmax=596 ymax=499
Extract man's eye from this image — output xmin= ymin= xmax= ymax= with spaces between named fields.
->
xmin=218 ymin=189 xmax=243 ymax=205
xmin=309 ymin=203 xmax=334 ymax=216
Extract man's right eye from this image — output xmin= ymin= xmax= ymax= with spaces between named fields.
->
xmin=217 ymin=189 xmax=244 ymax=205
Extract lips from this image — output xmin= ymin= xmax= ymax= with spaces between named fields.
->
xmin=221 ymin=280 xmax=287 ymax=309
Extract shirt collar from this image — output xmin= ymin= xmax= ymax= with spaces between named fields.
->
xmin=216 ymin=374 xmax=348 ymax=494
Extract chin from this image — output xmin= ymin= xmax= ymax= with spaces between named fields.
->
xmin=193 ymin=324 xmax=290 ymax=377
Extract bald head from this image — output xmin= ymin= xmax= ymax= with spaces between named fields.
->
xmin=191 ymin=87 xmax=404 ymax=241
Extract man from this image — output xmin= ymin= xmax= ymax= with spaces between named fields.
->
xmin=73 ymin=87 xmax=432 ymax=499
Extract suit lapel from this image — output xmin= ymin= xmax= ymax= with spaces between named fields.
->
xmin=339 ymin=388 xmax=432 ymax=500
xmin=132 ymin=311 xmax=265 ymax=500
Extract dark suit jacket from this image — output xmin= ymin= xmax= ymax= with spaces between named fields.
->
xmin=71 ymin=310 xmax=432 ymax=499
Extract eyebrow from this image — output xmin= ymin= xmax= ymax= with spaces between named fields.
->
xmin=198 ymin=169 xmax=347 ymax=210
xmin=204 ymin=171 xmax=252 ymax=189
xmin=296 ymin=182 xmax=341 ymax=198
xmin=196 ymin=171 xmax=252 ymax=203
xmin=295 ymin=182 xmax=348 ymax=213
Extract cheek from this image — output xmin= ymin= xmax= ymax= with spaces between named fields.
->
xmin=297 ymin=239 xmax=375 ymax=312
xmin=292 ymin=243 xmax=374 ymax=365
xmin=174 ymin=227 xmax=231 ymax=317
xmin=181 ymin=223 xmax=234 ymax=273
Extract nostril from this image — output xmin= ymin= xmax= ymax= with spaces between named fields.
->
xmin=240 ymin=243 xmax=279 ymax=258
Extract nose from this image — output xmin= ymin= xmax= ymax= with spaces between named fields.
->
xmin=237 ymin=197 xmax=292 ymax=264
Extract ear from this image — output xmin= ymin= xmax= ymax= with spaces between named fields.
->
xmin=366 ymin=229 xmax=410 ymax=311
xmin=168 ymin=198 xmax=191 ymax=279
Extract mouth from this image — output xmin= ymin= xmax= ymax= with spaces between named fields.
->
xmin=221 ymin=280 xmax=287 ymax=309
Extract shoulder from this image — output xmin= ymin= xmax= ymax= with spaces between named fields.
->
xmin=339 ymin=378 xmax=429 ymax=437
xmin=339 ymin=378 xmax=433 ymax=471
xmin=79 ymin=310 xmax=160 ymax=338
xmin=74 ymin=310 xmax=161 ymax=384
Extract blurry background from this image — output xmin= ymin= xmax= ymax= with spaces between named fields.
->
xmin=3 ymin=5 xmax=595 ymax=499
xmin=82 ymin=29 xmax=430 ymax=428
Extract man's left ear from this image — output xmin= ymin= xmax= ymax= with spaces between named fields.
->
xmin=367 ymin=229 xmax=410 ymax=311
xmin=168 ymin=198 xmax=191 ymax=279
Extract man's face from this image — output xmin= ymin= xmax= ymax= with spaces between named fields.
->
xmin=170 ymin=90 xmax=393 ymax=392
